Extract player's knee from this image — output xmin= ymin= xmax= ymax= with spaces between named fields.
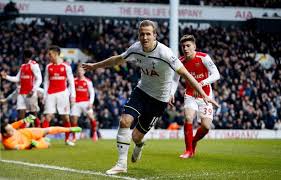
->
xmin=119 ymin=114 xmax=133 ymax=128
xmin=184 ymin=115 xmax=194 ymax=123
xmin=132 ymin=130 xmax=143 ymax=144
xmin=201 ymin=119 xmax=212 ymax=130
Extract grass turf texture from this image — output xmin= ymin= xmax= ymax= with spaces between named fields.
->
xmin=1 ymin=139 xmax=280 ymax=179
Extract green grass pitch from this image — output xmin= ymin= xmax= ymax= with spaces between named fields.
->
xmin=1 ymin=139 xmax=281 ymax=179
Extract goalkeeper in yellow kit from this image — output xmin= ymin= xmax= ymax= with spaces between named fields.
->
xmin=1 ymin=115 xmax=81 ymax=150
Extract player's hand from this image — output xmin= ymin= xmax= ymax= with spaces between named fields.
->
xmin=23 ymin=114 xmax=36 ymax=123
xmin=27 ymin=90 xmax=34 ymax=98
xmin=193 ymin=90 xmax=200 ymax=98
xmin=0 ymin=71 xmax=7 ymax=79
xmin=193 ymin=82 xmax=202 ymax=98
xmin=202 ymin=96 xmax=220 ymax=108
xmin=31 ymin=140 xmax=38 ymax=147
xmin=82 ymin=63 xmax=97 ymax=71
xmin=0 ymin=99 xmax=7 ymax=103
xmin=168 ymin=96 xmax=175 ymax=107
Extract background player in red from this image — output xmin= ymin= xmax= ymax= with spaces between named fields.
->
xmin=70 ymin=65 xmax=98 ymax=142
xmin=1 ymin=49 xmax=42 ymax=127
xmin=179 ymin=35 xmax=220 ymax=158
xmin=43 ymin=45 xmax=76 ymax=146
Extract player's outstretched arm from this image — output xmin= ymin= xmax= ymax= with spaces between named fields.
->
xmin=177 ymin=66 xmax=220 ymax=108
xmin=82 ymin=55 xmax=125 ymax=71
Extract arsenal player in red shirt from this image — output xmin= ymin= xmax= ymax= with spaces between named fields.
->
xmin=43 ymin=45 xmax=76 ymax=146
xmin=179 ymin=35 xmax=220 ymax=158
xmin=1 ymin=49 xmax=42 ymax=127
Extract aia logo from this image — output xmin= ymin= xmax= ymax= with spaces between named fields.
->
xmin=141 ymin=68 xmax=160 ymax=77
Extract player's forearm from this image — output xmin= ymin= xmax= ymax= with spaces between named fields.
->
xmin=6 ymin=89 xmax=17 ymax=101
xmin=201 ymin=69 xmax=220 ymax=85
xmin=5 ymin=75 xmax=20 ymax=82
xmin=11 ymin=120 xmax=25 ymax=129
xmin=178 ymin=67 xmax=208 ymax=98
xmin=95 ymin=55 xmax=124 ymax=68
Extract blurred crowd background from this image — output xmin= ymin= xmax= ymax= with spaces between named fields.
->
xmin=0 ymin=0 xmax=280 ymax=130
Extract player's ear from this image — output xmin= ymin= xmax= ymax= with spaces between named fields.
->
xmin=153 ymin=33 xmax=157 ymax=40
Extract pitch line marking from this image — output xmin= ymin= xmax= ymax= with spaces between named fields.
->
xmin=1 ymin=159 xmax=140 ymax=180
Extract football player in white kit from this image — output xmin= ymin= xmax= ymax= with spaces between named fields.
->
xmin=82 ymin=20 xmax=219 ymax=175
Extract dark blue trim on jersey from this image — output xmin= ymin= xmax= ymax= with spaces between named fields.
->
xmin=147 ymin=56 xmax=176 ymax=72
xmin=124 ymin=52 xmax=145 ymax=59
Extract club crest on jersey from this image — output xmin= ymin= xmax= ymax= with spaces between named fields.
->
xmin=170 ymin=56 xmax=177 ymax=65
xmin=60 ymin=67 xmax=64 ymax=72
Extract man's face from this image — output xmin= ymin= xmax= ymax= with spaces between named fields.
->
xmin=181 ymin=41 xmax=196 ymax=58
xmin=77 ymin=67 xmax=85 ymax=78
xmin=138 ymin=25 xmax=156 ymax=51
xmin=4 ymin=124 xmax=15 ymax=137
xmin=47 ymin=50 xmax=58 ymax=63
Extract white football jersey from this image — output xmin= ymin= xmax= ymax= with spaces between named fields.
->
xmin=121 ymin=41 xmax=183 ymax=102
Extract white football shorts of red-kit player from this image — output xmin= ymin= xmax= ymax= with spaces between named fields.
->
xmin=44 ymin=90 xmax=70 ymax=115
xmin=17 ymin=92 xmax=39 ymax=112
xmin=184 ymin=94 xmax=214 ymax=121
xmin=71 ymin=101 xmax=93 ymax=117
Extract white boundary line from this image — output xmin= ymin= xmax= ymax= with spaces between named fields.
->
xmin=1 ymin=159 xmax=138 ymax=180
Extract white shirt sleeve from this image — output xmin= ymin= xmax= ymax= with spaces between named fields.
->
xmin=87 ymin=80 xmax=95 ymax=104
xmin=66 ymin=65 xmax=76 ymax=99
xmin=43 ymin=65 xmax=49 ymax=99
xmin=201 ymin=55 xmax=220 ymax=85
xmin=37 ymin=87 xmax=44 ymax=96
xmin=6 ymin=70 xmax=20 ymax=83
xmin=31 ymin=63 xmax=42 ymax=92
xmin=6 ymin=89 xmax=18 ymax=101
xmin=165 ymin=48 xmax=184 ymax=72
xmin=170 ymin=72 xmax=180 ymax=96
xmin=120 ymin=42 xmax=138 ymax=62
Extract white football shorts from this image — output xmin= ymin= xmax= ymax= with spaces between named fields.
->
xmin=71 ymin=101 xmax=93 ymax=116
xmin=184 ymin=94 xmax=214 ymax=121
xmin=44 ymin=90 xmax=70 ymax=115
xmin=17 ymin=92 xmax=39 ymax=112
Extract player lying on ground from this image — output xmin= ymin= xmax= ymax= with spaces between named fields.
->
xmin=1 ymin=115 xmax=82 ymax=150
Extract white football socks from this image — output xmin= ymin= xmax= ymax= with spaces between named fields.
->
xmin=116 ymin=128 xmax=131 ymax=168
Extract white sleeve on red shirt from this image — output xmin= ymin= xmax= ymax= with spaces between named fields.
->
xmin=6 ymin=70 xmax=20 ymax=83
xmin=87 ymin=80 xmax=95 ymax=104
xmin=30 ymin=63 xmax=42 ymax=92
xmin=43 ymin=65 xmax=50 ymax=99
xmin=66 ymin=65 xmax=76 ymax=99
xmin=201 ymin=55 xmax=220 ymax=86
xmin=6 ymin=89 xmax=18 ymax=101
xmin=37 ymin=87 xmax=44 ymax=96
